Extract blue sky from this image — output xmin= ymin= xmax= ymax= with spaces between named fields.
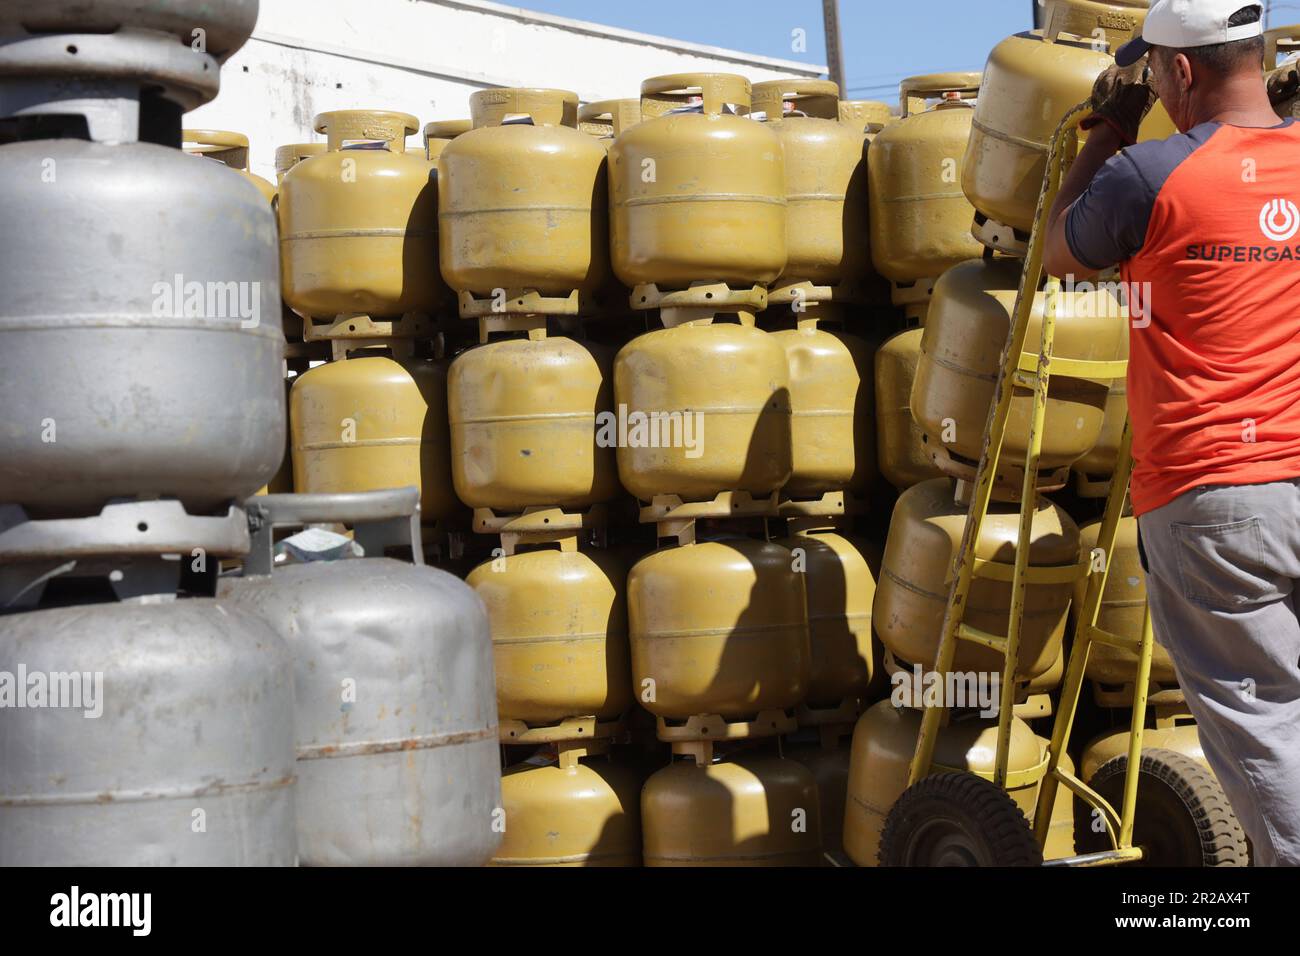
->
xmin=515 ymin=0 xmax=1035 ymax=101
xmin=515 ymin=1 xmax=1300 ymax=101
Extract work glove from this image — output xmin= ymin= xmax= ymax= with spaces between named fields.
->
xmin=1079 ymin=61 xmax=1157 ymax=146
xmin=1266 ymin=60 xmax=1300 ymax=119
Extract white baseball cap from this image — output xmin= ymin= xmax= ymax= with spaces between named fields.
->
xmin=1116 ymin=0 xmax=1264 ymax=66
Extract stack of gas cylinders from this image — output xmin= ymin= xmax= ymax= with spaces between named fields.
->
xmin=440 ymin=87 xmax=640 ymax=866
xmin=0 ymin=0 xmax=500 ymax=868
xmin=5 ymin=0 xmax=1276 ymax=868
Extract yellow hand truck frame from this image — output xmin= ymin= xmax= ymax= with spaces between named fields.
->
xmin=893 ymin=102 xmax=1149 ymax=866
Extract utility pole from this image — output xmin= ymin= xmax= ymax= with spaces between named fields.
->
xmin=823 ymin=0 xmax=845 ymax=93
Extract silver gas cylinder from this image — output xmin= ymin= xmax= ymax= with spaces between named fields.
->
xmin=218 ymin=488 xmax=503 ymax=866
xmin=0 ymin=501 xmax=298 ymax=866
xmin=0 ymin=79 xmax=285 ymax=519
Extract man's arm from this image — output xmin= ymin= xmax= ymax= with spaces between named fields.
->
xmin=1044 ymin=123 xmax=1126 ymax=279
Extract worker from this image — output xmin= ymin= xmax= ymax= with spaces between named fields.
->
xmin=1044 ymin=0 xmax=1300 ymax=866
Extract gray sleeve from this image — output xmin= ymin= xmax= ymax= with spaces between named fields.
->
xmin=1064 ymin=151 xmax=1155 ymax=271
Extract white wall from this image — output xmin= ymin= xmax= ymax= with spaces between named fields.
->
xmin=187 ymin=0 xmax=825 ymax=181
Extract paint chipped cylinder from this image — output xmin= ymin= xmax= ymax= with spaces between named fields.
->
xmin=448 ymin=335 xmax=619 ymax=511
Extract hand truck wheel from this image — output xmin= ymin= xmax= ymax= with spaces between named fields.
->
xmin=1074 ymin=748 xmax=1248 ymax=866
xmin=879 ymin=772 xmax=1043 ymax=867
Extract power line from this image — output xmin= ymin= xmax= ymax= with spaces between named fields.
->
xmin=846 ymin=65 xmax=984 ymax=95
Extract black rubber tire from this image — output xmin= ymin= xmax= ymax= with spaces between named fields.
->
xmin=1074 ymin=748 xmax=1248 ymax=866
xmin=879 ymin=772 xmax=1043 ymax=867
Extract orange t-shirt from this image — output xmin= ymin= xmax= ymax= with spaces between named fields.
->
xmin=1065 ymin=119 xmax=1300 ymax=515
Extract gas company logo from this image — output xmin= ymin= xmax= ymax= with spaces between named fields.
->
xmin=1260 ymin=198 xmax=1300 ymax=243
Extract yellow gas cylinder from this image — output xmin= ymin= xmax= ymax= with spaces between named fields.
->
xmin=183 ymin=129 xmax=276 ymax=202
xmin=875 ymin=478 xmax=1080 ymax=683
xmin=838 ymin=99 xmax=894 ymax=137
xmin=467 ymin=534 xmax=630 ymax=729
xmin=1076 ymin=517 xmax=1178 ymax=691
xmin=273 ymin=142 xmax=326 ymax=187
xmin=578 ymin=98 xmax=642 ymax=148
xmin=843 ymin=700 xmax=1047 ymax=866
xmin=868 ymin=73 xmax=984 ymax=319
xmin=491 ymin=741 xmax=642 ymax=866
xmin=1072 ymin=358 xmax=1128 ymax=494
xmin=875 ymin=328 xmax=945 ymax=491
xmin=272 ymin=142 xmax=327 ymax=364
xmin=776 ymin=523 xmax=875 ymax=712
xmin=784 ymin=724 xmax=854 ymax=858
xmin=912 ymin=257 xmax=1126 ymax=495
xmin=750 ymin=79 xmax=873 ymax=302
xmin=289 ymin=344 xmax=460 ymax=523
xmin=448 ymin=331 xmax=619 ymax=512
xmin=1081 ymin=718 xmax=1208 ymax=780
xmin=613 ymin=317 xmax=791 ymax=504
xmin=1043 ymin=747 xmax=1078 ymax=860
xmin=962 ymin=0 xmax=1147 ymax=250
xmin=609 ymin=73 xmax=786 ymax=298
xmin=642 ymin=747 xmax=823 ymax=866
xmin=279 ymin=110 xmax=449 ymax=319
xmin=423 ymin=119 xmax=471 ymax=163
xmin=438 ymin=88 xmax=609 ymax=312
xmin=769 ymin=320 xmax=873 ymax=500
xmin=628 ymin=535 xmax=810 ymax=724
